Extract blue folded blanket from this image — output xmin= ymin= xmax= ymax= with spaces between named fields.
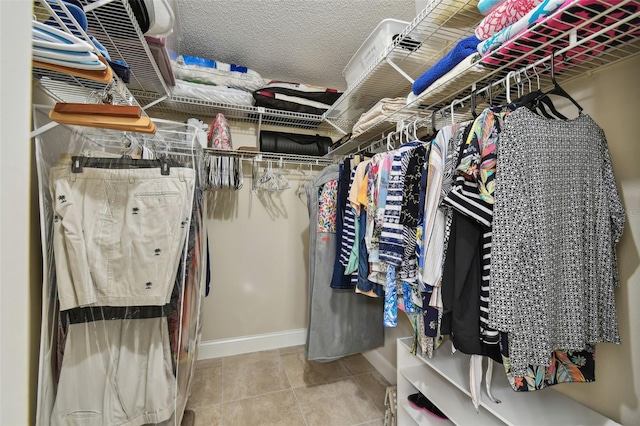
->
xmin=412 ymin=35 xmax=481 ymax=96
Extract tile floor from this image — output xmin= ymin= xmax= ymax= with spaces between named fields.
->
xmin=183 ymin=345 xmax=390 ymax=426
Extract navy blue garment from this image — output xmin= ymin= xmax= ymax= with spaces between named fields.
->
xmin=331 ymin=160 xmax=354 ymax=289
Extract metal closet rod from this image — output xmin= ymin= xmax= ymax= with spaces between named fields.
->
xmin=203 ymin=148 xmax=335 ymax=167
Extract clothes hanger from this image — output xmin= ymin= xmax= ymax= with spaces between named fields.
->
xmin=70 ymin=155 xmax=175 ymax=175
xmin=49 ymin=84 xmax=154 ymax=133
xmin=533 ymin=50 xmax=583 ymax=117
xmin=275 ymin=158 xmax=291 ymax=190
xmin=470 ymin=87 xmax=478 ymax=119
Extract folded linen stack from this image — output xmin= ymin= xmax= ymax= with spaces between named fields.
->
xmin=171 ymin=54 xmax=266 ymax=92
xmin=476 ymin=0 xmax=566 ymax=55
xmin=252 ymin=81 xmax=343 ymax=115
xmin=479 ymin=0 xmax=640 ymax=68
xmin=411 ymin=35 xmax=482 ymax=97
xmin=351 ymin=97 xmax=424 ymax=136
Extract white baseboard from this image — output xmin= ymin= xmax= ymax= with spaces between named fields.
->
xmin=362 ymin=349 xmax=397 ymax=385
xmin=197 ymin=328 xmax=307 ymax=360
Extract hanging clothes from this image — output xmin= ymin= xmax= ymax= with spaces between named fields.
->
xmin=490 ymin=107 xmax=625 ymax=375
xmin=305 ymin=164 xmax=384 ymax=361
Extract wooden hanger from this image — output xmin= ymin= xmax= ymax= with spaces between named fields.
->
xmin=49 ymin=109 xmax=156 ymax=133
xmin=53 ymin=102 xmax=141 ymax=118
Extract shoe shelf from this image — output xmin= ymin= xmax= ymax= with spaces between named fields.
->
xmin=396 ymin=337 xmax=620 ymax=426
xmin=325 ymin=0 xmax=640 ymax=157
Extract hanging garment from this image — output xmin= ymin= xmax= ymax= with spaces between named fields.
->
xmin=306 ymin=165 xmax=384 ymax=361
xmin=49 ymin=163 xmax=195 ymax=310
xmin=490 ymin=107 xmax=625 ymax=375
xmin=51 ymin=318 xmax=176 ymax=426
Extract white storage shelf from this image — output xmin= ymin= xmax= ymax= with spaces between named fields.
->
xmin=396 ymin=337 xmax=620 ymax=426
xmin=325 ymin=0 xmax=640 ymax=155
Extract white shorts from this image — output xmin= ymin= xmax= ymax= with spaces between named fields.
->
xmin=51 ymin=317 xmax=176 ymax=426
xmin=49 ymin=165 xmax=195 ymax=310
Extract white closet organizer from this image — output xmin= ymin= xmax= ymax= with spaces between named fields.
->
xmin=324 ymin=0 xmax=640 ymax=156
xmin=397 ymin=338 xmax=620 ymax=426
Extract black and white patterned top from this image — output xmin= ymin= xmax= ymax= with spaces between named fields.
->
xmin=490 ymin=107 xmax=625 ymax=376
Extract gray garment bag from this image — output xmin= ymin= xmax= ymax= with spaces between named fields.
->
xmin=305 ymin=164 xmax=384 ymax=361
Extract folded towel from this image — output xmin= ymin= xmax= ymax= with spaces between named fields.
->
xmin=477 ymin=0 xmax=566 ymax=55
xmin=352 ymin=98 xmax=418 ymax=138
xmin=478 ymin=0 xmax=506 ymax=15
xmin=412 ymin=35 xmax=481 ymax=95
xmin=481 ymin=0 xmax=640 ymax=68
xmin=407 ymin=53 xmax=485 ymax=104
xmin=475 ymin=0 xmax=542 ymax=40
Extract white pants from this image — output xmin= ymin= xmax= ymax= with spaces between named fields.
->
xmin=49 ymin=165 xmax=195 ymax=310
xmin=51 ymin=317 xmax=176 ymax=426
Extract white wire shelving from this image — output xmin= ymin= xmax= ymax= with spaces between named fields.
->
xmin=32 ymin=0 xmax=640 ymax=157
xmin=32 ymin=0 xmax=169 ymax=106
xmin=324 ymin=0 xmax=640 ymax=156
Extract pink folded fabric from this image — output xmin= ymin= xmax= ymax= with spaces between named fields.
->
xmin=481 ymin=0 xmax=640 ymax=71
xmin=475 ymin=0 xmax=543 ymax=40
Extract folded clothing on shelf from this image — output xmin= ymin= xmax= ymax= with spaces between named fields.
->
xmin=475 ymin=0 xmax=543 ymax=40
xmin=253 ymin=81 xmax=342 ymax=115
xmin=352 ymin=97 xmax=413 ymax=136
xmin=171 ymin=79 xmax=255 ymax=106
xmin=407 ymin=53 xmax=486 ymax=104
xmin=171 ymin=54 xmax=265 ymax=92
xmin=412 ymin=35 xmax=481 ymax=96
xmin=481 ymin=0 xmax=640 ymax=69
xmin=478 ymin=0 xmax=506 ymax=15
xmin=477 ymin=0 xmax=566 ymax=55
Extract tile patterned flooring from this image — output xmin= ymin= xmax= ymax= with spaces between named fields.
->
xmin=184 ymin=345 xmax=390 ymax=426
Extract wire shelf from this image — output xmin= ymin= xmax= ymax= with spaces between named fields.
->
xmin=326 ymin=0 xmax=640 ymax=155
xmin=203 ymin=149 xmax=335 ymax=167
xmin=33 ymin=69 xmax=140 ymax=106
xmin=134 ymin=91 xmax=342 ymax=131
xmin=32 ymin=0 xmax=169 ymax=106
xmin=77 ymin=0 xmax=169 ymax=95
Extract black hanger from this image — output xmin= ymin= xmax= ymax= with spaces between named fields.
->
xmin=537 ymin=50 xmax=583 ymax=116
xmin=71 ymin=155 xmax=176 ymax=175
xmin=470 ymin=87 xmax=478 ymax=119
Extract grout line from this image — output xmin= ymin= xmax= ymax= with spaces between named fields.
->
xmin=351 ymin=373 xmax=385 ymax=419
xmin=280 ymin=351 xmax=309 ymax=426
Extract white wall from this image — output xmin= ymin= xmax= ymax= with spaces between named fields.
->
xmin=0 ymin=1 xmax=37 ymax=424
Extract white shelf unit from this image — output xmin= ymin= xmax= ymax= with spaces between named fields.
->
xmin=396 ymin=337 xmax=620 ymax=426
xmin=324 ymin=0 xmax=640 ymax=156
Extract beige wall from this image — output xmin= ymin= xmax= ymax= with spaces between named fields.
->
xmin=201 ymin=56 xmax=640 ymax=424
xmin=547 ymin=55 xmax=640 ymax=425
xmin=200 ymin=125 xmax=319 ymax=341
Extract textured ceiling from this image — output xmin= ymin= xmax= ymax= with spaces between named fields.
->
xmin=177 ymin=0 xmax=417 ymax=91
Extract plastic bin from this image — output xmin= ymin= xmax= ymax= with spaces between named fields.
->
xmin=342 ymin=19 xmax=410 ymax=88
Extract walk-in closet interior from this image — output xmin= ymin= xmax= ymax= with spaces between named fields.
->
xmin=1 ymin=0 xmax=640 ymax=425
